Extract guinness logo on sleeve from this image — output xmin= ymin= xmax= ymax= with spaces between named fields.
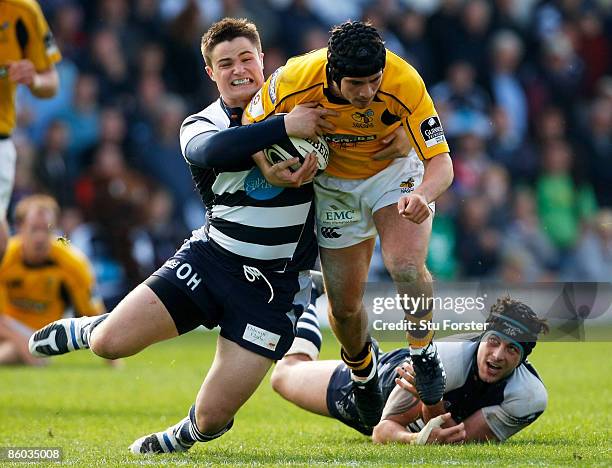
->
xmin=420 ymin=116 xmax=446 ymax=147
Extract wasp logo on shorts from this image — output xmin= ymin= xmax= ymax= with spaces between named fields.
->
xmin=400 ymin=177 xmax=415 ymax=193
xmin=320 ymin=226 xmax=342 ymax=239
xmin=174 ymin=262 xmax=202 ymax=291
xmin=352 ymin=109 xmax=375 ymax=128
xmin=420 ymin=116 xmax=446 ymax=148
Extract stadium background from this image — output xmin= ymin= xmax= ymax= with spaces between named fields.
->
xmin=11 ymin=0 xmax=612 ymax=310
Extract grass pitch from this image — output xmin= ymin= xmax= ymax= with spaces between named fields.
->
xmin=1 ymin=329 xmax=610 ymax=467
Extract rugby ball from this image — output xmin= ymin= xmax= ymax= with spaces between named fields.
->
xmin=264 ymin=134 xmax=330 ymax=173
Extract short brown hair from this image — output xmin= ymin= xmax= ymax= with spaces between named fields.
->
xmin=201 ymin=17 xmax=261 ymax=67
xmin=14 ymin=194 xmax=60 ymax=228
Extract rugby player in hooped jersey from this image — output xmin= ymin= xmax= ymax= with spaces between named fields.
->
xmin=245 ymin=21 xmax=454 ymax=429
xmin=271 ymin=297 xmax=548 ymax=444
xmin=29 ymin=18 xmax=339 ymax=455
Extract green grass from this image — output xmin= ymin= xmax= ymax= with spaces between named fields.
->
xmin=1 ymin=330 xmax=610 ymax=467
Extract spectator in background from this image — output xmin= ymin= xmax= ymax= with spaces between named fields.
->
xmin=134 ymin=94 xmax=201 ymax=228
xmin=277 ymin=0 xmax=326 ymax=56
xmin=393 ymin=8 xmax=435 ymax=83
xmin=488 ymin=30 xmax=528 ymax=143
xmin=536 ymin=140 xmax=597 ymax=253
xmin=480 ymin=164 xmax=512 ymax=229
xmin=576 ymin=10 xmax=610 ymax=96
xmin=455 ymin=195 xmax=501 ymax=278
xmin=57 ymin=73 xmax=100 ymax=165
xmin=452 ymin=131 xmax=492 ymax=196
xmin=503 ymin=189 xmax=559 ymax=278
xmin=431 ymin=61 xmax=491 ymax=140
xmin=34 ymin=120 xmax=72 ymax=206
xmin=131 ymin=188 xmax=187 ymax=275
xmin=75 ymin=142 xmax=153 ymax=288
xmin=536 ymin=32 xmax=584 ymax=119
xmin=448 ymin=0 xmax=493 ymax=81
xmin=488 ymin=106 xmax=537 ymax=183
xmin=569 ymin=209 xmax=612 ymax=281
xmin=582 ymin=99 xmax=612 ymax=207
xmin=86 ymin=28 xmax=132 ymax=105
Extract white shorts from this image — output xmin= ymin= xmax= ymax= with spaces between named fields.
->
xmin=0 ymin=138 xmax=17 ymax=219
xmin=314 ymin=151 xmax=434 ymax=248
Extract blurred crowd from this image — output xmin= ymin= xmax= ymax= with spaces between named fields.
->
xmin=11 ymin=0 xmax=612 ymax=307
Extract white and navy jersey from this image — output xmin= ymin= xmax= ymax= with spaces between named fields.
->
xmin=179 ymin=98 xmax=317 ymax=272
xmin=380 ymin=337 xmax=547 ymax=441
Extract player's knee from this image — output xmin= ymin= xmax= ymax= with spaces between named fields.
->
xmin=89 ymin=328 xmax=123 ymax=360
xmin=270 ymin=363 xmax=289 ymax=396
xmin=387 ymin=261 xmax=428 ymax=284
xmin=328 ymin=300 xmax=362 ymax=321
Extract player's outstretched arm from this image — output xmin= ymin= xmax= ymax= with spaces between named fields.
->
xmin=373 ymin=413 xmax=465 ymax=445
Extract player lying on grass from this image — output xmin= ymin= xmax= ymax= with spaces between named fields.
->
xmin=271 ymin=296 xmax=548 ymax=444
xmin=28 ymin=18 xmax=337 ymax=455
xmin=0 ymin=195 xmax=110 ymax=366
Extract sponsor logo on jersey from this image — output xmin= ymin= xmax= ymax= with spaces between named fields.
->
xmin=352 ymin=109 xmax=375 ymax=128
xmin=320 ymin=226 xmax=342 ymax=239
xmin=244 ymin=167 xmax=284 ymax=200
xmin=247 ymin=89 xmax=264 ymax=118
xmin=268 ymin=67 xmax=283 ymax=104
xmin=326 ymin=133 xmax=376 ymax=149
xmin=400 ymin=177 xmax=415 ymax=193
xmin=420 ymin=116 xmax=446 ymax=147
xmin=243 ymin=323 xmax=281 ymax=351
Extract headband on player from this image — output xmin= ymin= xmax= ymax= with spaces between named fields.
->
xmin=484 ymin=312 xmax=540 ymax=361
xmin=327 ymin=21 xmax=386 ymax=86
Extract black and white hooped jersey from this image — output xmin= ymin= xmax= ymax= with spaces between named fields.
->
xmin=179 ymin=98 xmax=317 ymax=272
xmin=380 ymin=337 xmax=547 ymax=441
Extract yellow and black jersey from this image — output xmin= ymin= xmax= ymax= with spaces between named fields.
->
xmin=0 ymin=0 xmax=62 ymax=135
xmin=244 ymin=48 xmax=449 ymax=180
xmin=0 ymin=237 xmax=104 ymax=330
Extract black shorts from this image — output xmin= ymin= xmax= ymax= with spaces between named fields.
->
xmin=326 ymin=363 xmax=373 ymax=436
xmin=144 ymin=239 xmax=311 ymax=360
xmin=326 ymin=348 xmax=411 ymax=436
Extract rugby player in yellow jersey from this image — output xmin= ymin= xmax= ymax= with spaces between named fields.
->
xmin=245 ymin=21 xmax=453 ymax=428
xmin=0 ymin=195 xmax=105 ymax=365
xmin=0 ymin=0 xmax=61 ymax=263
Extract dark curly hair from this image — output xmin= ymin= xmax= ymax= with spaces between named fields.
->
xmin=327 ymin=21 xmax=386 ymax=87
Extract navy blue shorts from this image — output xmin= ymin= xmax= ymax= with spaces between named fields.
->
xmin=326 ymin=348 xmax=410 ymax=436
xmin=326 ymin=364 xmax=373 ymax=436
xmin=144 ymin=239 xmax=311 ymax=360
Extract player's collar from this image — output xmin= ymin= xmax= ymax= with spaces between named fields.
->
xmin=219 ymin=98 xmax=244 ymax=124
